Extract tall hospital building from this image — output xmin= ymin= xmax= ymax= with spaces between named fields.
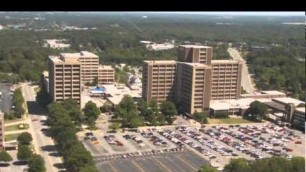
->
xmin=48 ymin=51 xmax=114 ymax=104
xmin=143 ymin=45 xmax=242 ymax=115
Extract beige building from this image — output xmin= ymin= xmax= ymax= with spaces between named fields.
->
xmin=211 ymin=60 xmax=242 ymax=100
xmin=98 ymin=65 xmax=115 ymax=84
xmin=0 ymin=111 xmax=4 ymax=149
xmin=48 ymin=55 xmax=82 ymax=104
xmin=60 ymin=51 xmax=99 ymax=84
xmin=142 ymin=45 xmax=242 ymax=115
xmin=142 ymin=60 xmax=177 ymax=103
xmin=178 ymin=45 xmax=213 ymax=64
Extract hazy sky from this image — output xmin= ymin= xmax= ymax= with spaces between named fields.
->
xmin=131 ymin=12 xmax=304 ymax=16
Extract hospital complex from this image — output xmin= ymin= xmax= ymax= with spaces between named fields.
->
xmin=42 ymin=45 xmax=305 ymax=129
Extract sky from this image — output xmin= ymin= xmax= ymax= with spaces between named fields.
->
xmin=127 ymin=12 xmax=304 ymax=16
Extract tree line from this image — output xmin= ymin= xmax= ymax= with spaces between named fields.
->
xmin=46 ymin=100 xmax=98 ymax=172
xmin=110 ymin=95 xmax=177 ymax=128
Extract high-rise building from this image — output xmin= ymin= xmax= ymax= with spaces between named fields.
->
xmin=178 ymin=45 xmax=212 ymax=64
xmin=142 ymin=45 xmax=242 ymax=115
xmin=0 ymin=111 xmax=4 ymax=149
xmin=48 ymin=55 xmax=82 ymax=104
xmin=98 ymin=65 xmax=115 ymax=84
xmin=211 ymin=60 xmax=242 ymax=100
xmin=142 ymin=60 xmax=177 ymax=103
xmin=60 ymin=51 xmax=99 ymax=84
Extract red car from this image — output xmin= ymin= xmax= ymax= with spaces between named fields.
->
xmin=32 ymin=119 xmax=39 ymax=122
xmin=295 ymin=141 xmax=302 ymax=144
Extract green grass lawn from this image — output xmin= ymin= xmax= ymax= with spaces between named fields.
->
xmin=4 ymin=123 xmax=29 ymax=131
xmin=208 ymin=118 xmax=260 ymax=124
xmin=5 ymin=133 xmax=21 ymax=141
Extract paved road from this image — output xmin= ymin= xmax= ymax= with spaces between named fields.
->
xmin=227 ymin=48 xmax=256 ymax=93
xmin=0 ymin=83 xmax=13 ymax=112
xmin=22 ymin=83 xmax=65 ymax=172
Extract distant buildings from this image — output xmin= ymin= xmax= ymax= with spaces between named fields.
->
xmin=140 ymin=41 xmax=175 ymax=51
xmin=44 ymin=39 xmax=70 ymax=49
xmin=142 ymin=45 xmax=242 ymax=115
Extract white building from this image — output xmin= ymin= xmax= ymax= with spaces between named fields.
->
xmin=44 ymin=39 xmax=70 ymax=49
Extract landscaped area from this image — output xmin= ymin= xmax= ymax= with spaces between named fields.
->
xmin=208 ymin=118 xmax=260 ymax=124
xmin=5 ymin=133 xmax=21 ymax=141
xmin=4 ymin=123 xmax=29 ymax=131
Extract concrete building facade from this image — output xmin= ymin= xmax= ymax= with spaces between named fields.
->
xmin=142 ymin=45 xmax=242 ymax=115
xmin=211 ymin=60 xmax=242 ymax=100
xmin=60 ymin=51 xmax=99 ymax=84
xmin=142 ymin=60 xmax=177 ymax=103
xmin=48 ymin=55 xmax=82 ymax=104
xmin=98 ymin=65 xmax=115 ymax=84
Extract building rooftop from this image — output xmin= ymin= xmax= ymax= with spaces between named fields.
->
xmin=272 ymin=97 xmax=305 ymax=107
xmin=60 ymin=51 xmax=98 ymax=59
xmin=49 ymin=56 xmax=80 ymax=64
xmin=180 ymin=45 xmax=212 ymax=49
xmin=98 ymin=65 xmax=114 ymax=70
xmin=42 ymin=71 xmax=49 ymax=78
xmin=180 ymin=62 xmax=211 ymax=68
xmin=144 ymin=60 xmax=177 ymax=64
xmin=261 ymin=90 xmax=286 ymax=96
xmin=212 ymin=60 xmax=241 ymax=64
xmin=210 ymin=98 xmax=256 ymax=110
xmin=295 ymin=107 xmax=305 ymax=113
xmin=103 ymin=84 xmax=141 ymax=105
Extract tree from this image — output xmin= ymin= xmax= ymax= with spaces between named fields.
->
xmin=290 ymin=157 xmax=305 ymax=172
xmin=17 ymin=144 xmax=33 ymax=161
xmin=198 ymin=165 xmax=218 ymax=172
xmin=223 ymin=158 xmax=250 ymax=172
xmin=247 ymin=101 xmax=268 ymax=121
xmin=36 ymin=86 xmax=51 ymax=108
xmin=83 ymin=101 xmax=101 ymax=128
xmin=28 ymin=154 xmax=46 ymax=172
xmin=0 ymin=150 xmax=13 ymax=164
xmin=101 ymin=101 xmax=113 ymax=113
xmin=109 ymin=122 xmax=120 ymax=132
xmin=17 ymin=132 xmax=33 ymax=145
xmin=194 ymin=112 xmax=208 ymax=124
xmin=92 ymin=76 xmax=98 ymax=86
xmin=160 ymin=101 xmax=177 ymax=125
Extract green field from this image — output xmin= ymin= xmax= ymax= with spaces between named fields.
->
xmin=208 ymin=118 xmax=259 ymax=124
xmin=5 ymin=133 xmax=21 ymax=141
xmin=4 ymin=123 xmax=29 ymax=131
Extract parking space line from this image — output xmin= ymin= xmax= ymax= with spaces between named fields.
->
xmin=131 ymin=160 xmax=146 ymax=172
xmin=107 ymin=162 xmax=119 ymax=172
xmin=151 ymin=157 xmax=172 ymax=172
xmin=176 ymin=155 xmax=198 ymax=171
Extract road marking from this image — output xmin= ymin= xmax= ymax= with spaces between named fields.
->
xmin=107 ymin=162 xmax=119 ymax=172
xmin=131 ymin=160 xmax=146 ymax=172
xmin=151 ymin=157 xmax=172 ymax=172
xmin=176 ymin=155 xmax=198 ymax=171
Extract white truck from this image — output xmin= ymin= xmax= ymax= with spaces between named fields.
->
xmin=0 ymin=91 xmax=2 ymax=98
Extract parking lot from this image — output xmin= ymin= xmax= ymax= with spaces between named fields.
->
xmin=96 ymin=150 xmax=209 ymax=172
xmin=79 ymin=121 xmax=305 ymax=171
xmin=0 ymin=82 xmax=13 ymax=112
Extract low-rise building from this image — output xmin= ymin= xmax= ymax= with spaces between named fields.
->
xmin=44 ymin=39 xmax=70 ymax=49
xmin=98 ymin=65 xmax=115 ymax=84
xmin=241 ymin=90 xmax=286 ymax=99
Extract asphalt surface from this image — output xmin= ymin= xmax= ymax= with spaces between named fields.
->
xmin=96 ymin=151 xmax=209 ymax=172
xmin=0 ymin=82 xmax=13 ymax=113
xmin=228 ymin=48 xmax=256 ymax=93
xmin=22 ymin=83 xmax=65 ymax=172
